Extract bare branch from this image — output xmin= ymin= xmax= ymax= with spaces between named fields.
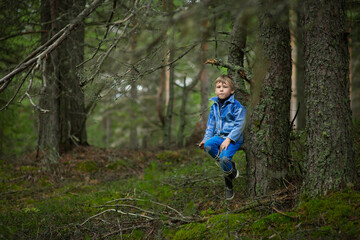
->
xmin=79 ymin=21 xmax=134 ymax=87
xmin=0 ymin=30 xmax=47 ymax=42
xmin=205 ymin=58 xmax=252 ymax=84
xmin=24 ymin=93 xmax=50 ymax=113
xmin=0 ymin=0 xmax=106 ymax=91
xmin=0 ymin=63 xmax=36 ymax=111
xmin=80 ymin=208 xmax=154 ymax=226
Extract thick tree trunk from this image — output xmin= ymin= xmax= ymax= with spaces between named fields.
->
xmin=39 ymin=0 xmax=87 ymax=159
xmin=38 ymin=0 xmax=61 ymax=160
xmin=245 ymin=0 xmax=292 ymax=197
xmin=303 ymin=0 xmax=356 ymax=196
xmin=60 ymin=0 xmax=87 ymax=151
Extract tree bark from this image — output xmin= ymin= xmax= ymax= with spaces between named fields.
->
xmin=129 ymin=0 xmax=139 ymax=150
xmin=350 ymin=2 xmax=360 ymax=121
xmin=186 ymin=12 xmax=210 ymax=147
xmin=303 ymin=0 xmax=356 ymax=196
xmin=294 ymin=0 xmax=306 ymax=130
xmin=228 ymin=13 xmax=248 ymax=104
xmin=163 ymin=0 xmax=175 ymax=149
xmin=245 ymin=0 xmax=292 ymax=197
xmin=200 ymin=17 xmax=210 ymax=128
xmin=38 ymin=0 xmax=87 ymax=160
xmin=177 ymin=77 xmax=188 ymax=147
xmin=60 ymin=0 xmax=87 ymax=150
xmin=38 ymin=0 xmax=61 ymax=160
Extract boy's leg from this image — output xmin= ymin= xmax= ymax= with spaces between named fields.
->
xmin=218 ymin=140 xmax=243 ymax=173
xmin=219 ymin=141 xmax=243 ymax=200
xmin=204 ymin=136 xmax=224 ymax=160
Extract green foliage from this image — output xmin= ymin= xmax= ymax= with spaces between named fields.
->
xmin=0 ymin=99 xmax=37 ymax=157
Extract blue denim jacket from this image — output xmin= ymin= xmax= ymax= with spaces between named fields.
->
xmin=203 ymin=94 xmax=246 ymax=143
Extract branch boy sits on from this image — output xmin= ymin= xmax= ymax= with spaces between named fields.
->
xmin=199 ymin=75 xmax=246 ymax=200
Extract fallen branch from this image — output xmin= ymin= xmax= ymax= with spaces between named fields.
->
xmin=104 ymin=197 xmax=190 ymax=220
xmin=80 ymin=208 xmax=154 ymax=226
xmin=272 ymin=207 xmax=298 ymax=219
xmin=233 ymin=186 xmax=298 ymax=214
xmin=81 ymin=197 xmax=196 ymax=228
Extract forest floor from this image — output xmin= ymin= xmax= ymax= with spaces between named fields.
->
xmin=0 ymin=145 xmax=359 ymax=239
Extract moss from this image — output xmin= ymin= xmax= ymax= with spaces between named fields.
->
xmin=298 ymin=190 xmax=360 ymax=238
xmin=75 ymin=160 xmax=97 ymax=173
xmin=105 ymin=158 xmax=128 ymax=170
xmin=156 ymin=150 xmax=183 ymax=162
xmin=249 ymin=212 xmax=297 ymax=238
xmin=122 ymin=229 xmax=146 ymax=239
xmin=173 ymin=213 xmax=249 ymax=240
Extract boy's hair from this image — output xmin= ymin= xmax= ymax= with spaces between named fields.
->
xmin=214 ymin=75 xmax=236 ymax=90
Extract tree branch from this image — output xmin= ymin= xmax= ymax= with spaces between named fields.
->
xmin=0 ymin=0 xmax=106 ymax=91
xmin=205 ymin=58 xmax=251 ymax=84
xmin=0 ymin=30 xmax=47 ymax=42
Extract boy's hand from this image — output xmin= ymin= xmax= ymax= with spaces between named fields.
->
xmin=198 ymin=141 xmax=205 ymax=149
xmin=220 ymin=138 xmax=231 ymax=152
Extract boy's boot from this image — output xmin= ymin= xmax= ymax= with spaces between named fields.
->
xmin=224 ymin=162 xmax=239 ymax=200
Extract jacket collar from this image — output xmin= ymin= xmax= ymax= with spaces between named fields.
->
xmin=210 ymin=94 xmax=235 ymax=104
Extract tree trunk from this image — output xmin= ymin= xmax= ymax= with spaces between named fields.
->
xmin=295 ymin=0 xmax=306 ymax=130
xmin=245 ymin=0 xmax=292 ymax=197
xmin=303 ymin=0 xmax=356 ymax=196
xmin=185 ymin=11 xmax=210 ymax=147
xmin=38 ymin=0 xmax=61 ymax=161
xmin=163 ymin=0 xmax=175 ymax=149
xmin=200 ymin=17 xmax=210 ymax=128
xmin=350 ymin=2 xmax=360 ymax=121
xmin=60 ymin=0 xmax=87 ymax=150
xmin=129 ymin=3 xmax=139 ymax=150
xmin=177 ymin=77 xmax=188 ymax=147
xmin=228 ymin=13 xmax=248 ymax=104
xmin=39 ymin=0 xmax=86 ymax=160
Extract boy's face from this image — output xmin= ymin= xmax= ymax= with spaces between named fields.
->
xmin=215 ymin=81 xmax=234 ymax=100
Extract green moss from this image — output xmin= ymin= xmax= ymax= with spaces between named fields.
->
xmin=173 ymin=213 xmax=249 ymax=240
xmin=250 ymin=212 xmax=296 ymax=238
xmin=76 ymin=160 xmax=97 ymax=172
xmin=156 ymin=150 xmax=185 ymax=163
xmin=298 ymin=190 xmax=360 ymax=238
xmin=122 ymin=229 xmax=146 ymax=239
xmin=19 ymin=165 xmax=40 ymax=173
xmin=105 ymin=158 xmax=127 ymax=170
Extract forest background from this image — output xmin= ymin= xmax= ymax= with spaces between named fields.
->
xmin=1 ymin=0 xmax=360 ymax=239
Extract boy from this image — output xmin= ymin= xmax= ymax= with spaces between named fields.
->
xmin=199 ymin=75 xmax=246 ymax=200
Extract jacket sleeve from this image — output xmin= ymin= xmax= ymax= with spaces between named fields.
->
xmin=227 ymin=104 xmax=246 ymax=142
xmin=203 ymin=105 xmax=216 ymax=142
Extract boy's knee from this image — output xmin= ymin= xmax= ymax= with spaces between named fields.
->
xmin=204 ymin=143 xmax=211 ymax=153
xmin=220 ymin=156 xmax=230 ymax=164
xmin=220 ymin=156 xmax=232 ymax=171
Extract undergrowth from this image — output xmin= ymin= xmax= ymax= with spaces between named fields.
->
xmin=0 ymin=146 xmax=359 ymax=239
